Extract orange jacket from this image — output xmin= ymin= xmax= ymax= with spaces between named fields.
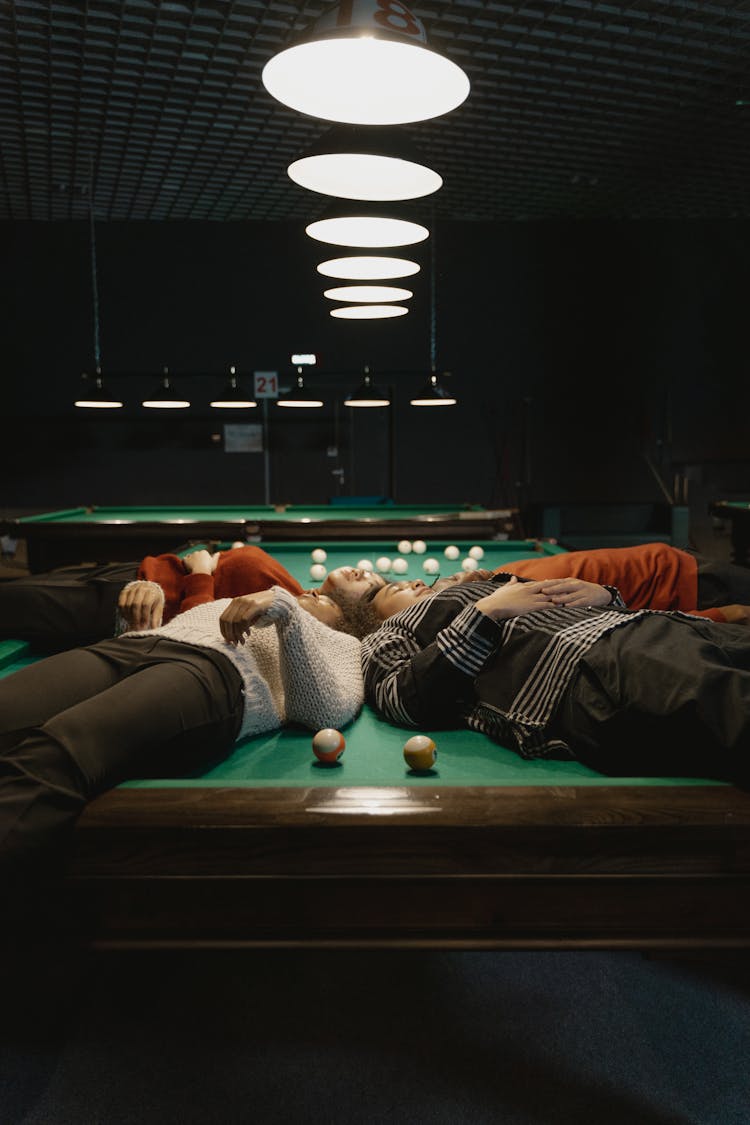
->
xmin=137 ymin=545 xmax=304 ymax=624
xmin=497 ymin=542 xmax=727 ymax=621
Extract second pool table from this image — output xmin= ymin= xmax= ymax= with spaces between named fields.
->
xmin=1 ymin=503 xmax=523 ymax=572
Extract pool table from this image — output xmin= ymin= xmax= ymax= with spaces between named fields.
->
xmin=709 ymin=500 xmax=750 ymax=566
xmin=1 ymin=503 xmax=522 ymax=573
xmin=2 ymin=537 xmax=750 ymax=952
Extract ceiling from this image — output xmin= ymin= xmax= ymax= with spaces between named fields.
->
xmin=1 ymin=0 xmax=749 ymax=224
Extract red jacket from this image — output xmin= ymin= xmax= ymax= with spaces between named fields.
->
xmin=137 ymin=545 xmax=304 ymax=624
xmin=497 ymin=542 xmax=726 ymax=621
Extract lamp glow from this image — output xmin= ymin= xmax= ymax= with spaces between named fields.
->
xmin=345 ymin=369 xmax=391 ymax=407
xmin=210 ymin=367 xmax=257 ymax=409
xmin=306 ymin=215 xmax=428 ymax=248
xmin=142 ymin=370 xmax=190 ymax=409
xmin=289 ymin=152 xmax=441 ymax=201
xmin=262 ymin=1 xmax=470 ymax=126
xmin=277 ymin=370 xmax=324 ymax=408
xmin=324 ymin=284 xmax=412 ymax=302
xmin=330 ymin=305 xmax=408 ymax=319
xmin=74 ymin=370 xmax=123 ymax=409
xmin=410 ymin=373 xmax=456 ymax=406
xmin=317 ymin=256 xmax=420 ymax=280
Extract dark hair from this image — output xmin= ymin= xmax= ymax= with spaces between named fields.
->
xmin=335 ymin=598 xmax=383 ymax=640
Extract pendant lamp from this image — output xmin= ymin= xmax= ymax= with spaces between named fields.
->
xmin=210 ymin=366 xmax=257 ymax=408
xmin=344 ymin=367 xmax=391 ymax=407
xmin=317 ymin=255 xmax=421 ymax=280
xmin=288 ymin=125 xmax=442 ymax=201
xmin=262 ymin=0 xmax=470 ymax=125
xmin=142 ymin=367 xmax=190 ymax=409
xmin=277 ymin=368 xmax=324 ymax=408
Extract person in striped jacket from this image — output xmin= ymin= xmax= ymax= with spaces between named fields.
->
xmin=359 ymin=573 xmax=750 ymax=785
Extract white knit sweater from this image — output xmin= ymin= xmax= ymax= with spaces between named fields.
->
xmin=123 ymin=586 xmax=363 ymax=740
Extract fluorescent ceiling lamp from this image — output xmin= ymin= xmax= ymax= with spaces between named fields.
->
xmin=261 ymin=2 xmax=470 ymax=125
xmin=344 ymin=370 xmax=391 ymax=407
xmin=291 ymin=353 xmax=317 ymax=365
xmin=74 ymin=370 xmax=123 ymax=409
xmin=331 ymin=305 xmax=408 ymax=320
xmin=210 ymin=367 xmax=257 ymax=409
xmin=277 ymin=370 xmax=324 ymax=408
xmin=324 ymin=284 xmax=412 ymax=302
xmin=289 ymin=152 xmax=441 ymax=202
xmin=306 ymin=215 xmax=428 ymax=248
xmin=317 ymin=256 xmax=420 ymax=280
xmin=142 ymin=370 xmax=190 ymax=409
xmin=410 ymin=373 xmax=457 ymax=406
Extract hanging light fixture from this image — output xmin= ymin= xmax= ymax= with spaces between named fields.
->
xmin=307 ymin=210 xmax=429 ymax=248
xmin=74 ymin=152 xmax=123 ymax=409
xmin=317 ymin=255 xmax=420 ymax=280
xmin=324 ymin=284 xmax=412 ymax=302
xmin=344 ymin=367 xmax=390 ymax=407
xmin=331 ymin=304 xmax=408 ymax=319
xmin=288 ymin=125 xmax=442 ymax=201
xmin=74 ymin=367 xmax=123 ymax=409
xmin=277 ymin=368 xmax=324 ymax=408
xmin=261 ymin=0 xmax=470 ymax=126
xmin=410 ymin=371 xmax=456 ymax=406
xmin=411 ymin=216 xmax=456 ymax=407
xmin=210 ymin=365 xmax=257 ymax=409
xmin=142 ymin=367 xmax=190 ymax=409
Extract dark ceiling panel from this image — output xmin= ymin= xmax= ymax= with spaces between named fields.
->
xmin=1 ymin=0 xmax=749 ymax=221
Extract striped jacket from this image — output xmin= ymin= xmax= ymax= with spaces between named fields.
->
xmin=361 ymin=575 xmax=645 ymax=759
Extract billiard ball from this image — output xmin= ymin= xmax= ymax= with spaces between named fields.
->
xmin=412 ymin=540 xmax=427 ymax=554
xmin=444 ymin=545 xmax=460 ymax=560
xmin=397 ymin=539 xmax=412 ymax=554
xmin=311 ymin=548 xmax=327 ymax=563
xmin=468 ymin=545 xmax=485 ymax=560
xmin=422 ymin=558 xmax=440 ymax=575
xmin=357 ymin=558 xmax=374 ymax=571
xmin=461 ymin=557 xmax=478 ymax=571
xmin=376 ymin=556 xmax=392 ymax=572
xmin=392 ymin=557 xmax=409 ymax=574
xmin=312 ymin=728 xmax=346 ymax=764
xmin=403 ymin=734 xmax=437 ymax=771
xmin=310 ymin=563 xmax=327 ymax=580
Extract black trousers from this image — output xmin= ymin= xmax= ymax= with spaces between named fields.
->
xmin=0 ymin=561 xmax=138 ymax=651
xmin=555 ymin=613 xmax=750 ymax=785
xmin=0 ymin=636 xmax=244 ymax=880
xmin=695 ymin=554 xmax=750 ymax=609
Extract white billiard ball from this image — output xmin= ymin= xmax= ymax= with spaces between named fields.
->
xmin=468 ymin=545 xmax=485 ymax=560
xmin=311 ymin=547 xmax=327 ymax=564
xmin=461 ymin=557 xmax=479 ymax=571
xmin=376 ymin=556 xmax=392 ymax=573
xmin=310 ymin=563 xmax=327 ymax=581
xmin=412 ymin=540 xmax=427 ymax=554
xmin=397 ymin=539 xmax=412 ymax=554
xmin=422 ymin=558 xmax=440 ymax=575
xmin=391 ymin=557 xmax=409 ymax=574
xmin=357 ymin=558 xmax=374 ymax=571
xmin=444 ymin=545 xmax=460 ymax=561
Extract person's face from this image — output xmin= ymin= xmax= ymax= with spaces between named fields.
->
xmin=321 ymin=566 xmax=386 ymax=601
xmin=297 ymin=590 xmax=344 ymax=629
xmin=372 ymin=579 xmax=434 ymax=619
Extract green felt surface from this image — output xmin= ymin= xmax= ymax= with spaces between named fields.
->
xmin=211 ymin=539 xmax=566 ymax=590
xmin=15 ymin=504 xmax=484 ymax=526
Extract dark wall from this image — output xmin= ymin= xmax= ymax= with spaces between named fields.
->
xmin=3 ymin=218 xmax=749 ymax=512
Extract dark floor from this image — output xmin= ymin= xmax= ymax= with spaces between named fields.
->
xmin=2 ymin=947 xmax=749 ymax=1125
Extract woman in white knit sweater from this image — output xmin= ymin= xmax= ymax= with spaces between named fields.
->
xmin=0 ymin=586 xmax=363 ymax=880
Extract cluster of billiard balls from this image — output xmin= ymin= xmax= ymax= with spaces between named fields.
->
xmin=312 ymin=729 xmax=437 ymax=772
xmin=308 ymin=543 xmax=485 ymax=582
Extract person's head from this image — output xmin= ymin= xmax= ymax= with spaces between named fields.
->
xmin=371 ymin=579 xmax=435 ymax=620
xmin=320 ymin=566 xmax=386 ymax=602
xmin=296 ymin=589 xmax=345 ymax=630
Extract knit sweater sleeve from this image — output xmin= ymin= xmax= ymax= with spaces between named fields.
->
xmin=261 ymin=587 xmax=364 ymax=730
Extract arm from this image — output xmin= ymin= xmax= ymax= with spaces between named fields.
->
xmin=179 ymin=549 xmax=218 ymax=612
xmin=220 ymin=588 xmax=363 ymax=730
